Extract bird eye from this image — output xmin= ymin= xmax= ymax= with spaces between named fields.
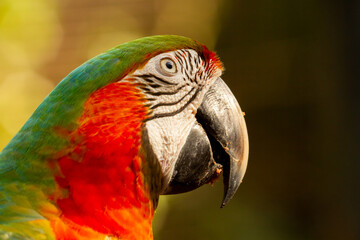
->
xmin=160 ymin=58 xmax=177 ymax=74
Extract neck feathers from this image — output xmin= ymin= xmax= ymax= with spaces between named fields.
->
xmin=50 ymin=82 xmax=156 ymax=239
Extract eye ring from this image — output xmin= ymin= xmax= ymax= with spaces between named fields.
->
xmin=160 ymin=58 xmax=177 ymax=74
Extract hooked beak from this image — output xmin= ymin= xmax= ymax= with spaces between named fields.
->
xmin=163 ymin=78 xmax=249 ymax=207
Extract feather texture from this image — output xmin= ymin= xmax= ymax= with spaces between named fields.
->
xmin=0 ymin=35 xmax=220 ymax=239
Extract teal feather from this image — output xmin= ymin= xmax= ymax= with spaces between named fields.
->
xmin=0 ymin=35 xmax=206 ymax=238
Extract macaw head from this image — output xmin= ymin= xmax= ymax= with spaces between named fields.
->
xmin=0 ymin=35 xmax=248 ymax=239
xmin=132 ymin=44 xmax=249 ymax=207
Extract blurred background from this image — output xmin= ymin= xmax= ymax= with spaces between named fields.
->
xmin=0 ymin=0 xmax=359 ymax=239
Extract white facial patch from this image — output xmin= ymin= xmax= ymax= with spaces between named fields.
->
xmin=121 ymin=49 xmax=222 ymax=190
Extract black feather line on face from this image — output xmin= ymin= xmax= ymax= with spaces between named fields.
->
xmin=145 ymin=88 xmax=200 ymax=122
xmin=143 ymin=84 xmax=187 ymax=96
xmin=138 ymin=49 xmax=220 ymax=122
xmin=135 ymin=74 xmax=177 ymax=86
xmin=149 ymin=87 xmax=195 ymax=110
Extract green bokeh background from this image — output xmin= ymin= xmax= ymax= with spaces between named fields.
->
xmin=0 ymin=0 xmax=358 ymax=239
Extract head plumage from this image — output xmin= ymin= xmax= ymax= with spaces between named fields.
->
xmin=118 ymin=35 xmax=223 ymax=78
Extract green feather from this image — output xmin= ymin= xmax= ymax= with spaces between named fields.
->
xmin=0 ymin=35 xmax=205 ymax=237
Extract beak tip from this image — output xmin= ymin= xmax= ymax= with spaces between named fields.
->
xmin=220 ymin=184 xmax=238 ymax=208
xmin=220 ymin=179 xmax=245 ymax=208
xmin=220 ymin=147 xmax=248 ymax=207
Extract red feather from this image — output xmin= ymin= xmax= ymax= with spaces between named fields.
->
xmin=51 ymin=82 xmax=154 ymax=239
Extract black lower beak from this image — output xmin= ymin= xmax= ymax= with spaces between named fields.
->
xmin=162 ymin=78 xmax=249 ymax=207
xmin=160 ymin=122 xmax=223 ymax=194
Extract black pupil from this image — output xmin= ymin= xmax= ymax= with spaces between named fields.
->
xmin=165 ymin=61 xmax=173 ymax=69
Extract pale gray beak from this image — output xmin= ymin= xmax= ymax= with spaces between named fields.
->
xmin=163 ymin=77 xmax=249 ymax=207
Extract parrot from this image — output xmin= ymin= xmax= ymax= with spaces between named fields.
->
xmin=0 ymin=35 xmax=249 ymax=240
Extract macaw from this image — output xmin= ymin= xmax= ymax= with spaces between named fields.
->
xmin=0 ymin=35 xmax=249 ymax=240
